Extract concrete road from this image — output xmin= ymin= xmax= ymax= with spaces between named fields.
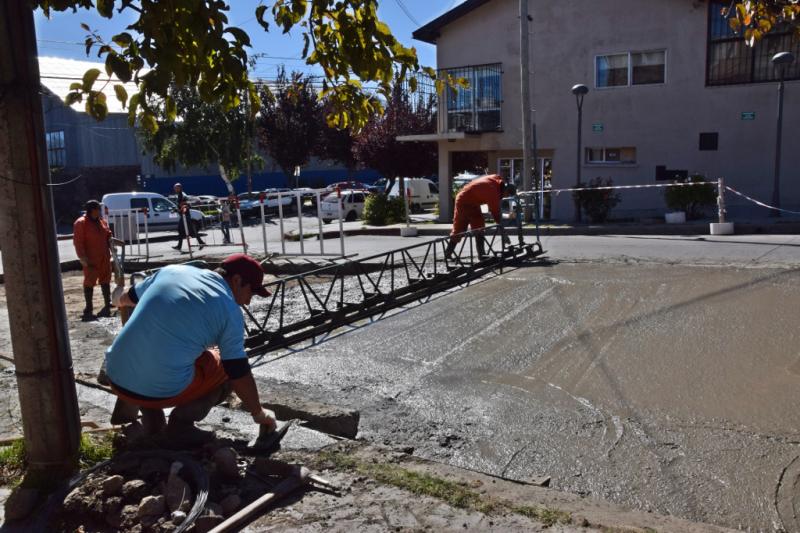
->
xmin=250 ymin=253 xmax=800 ymax=530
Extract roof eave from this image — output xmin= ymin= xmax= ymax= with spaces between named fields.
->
xmin=412 ymin=0 xmax=493 ymax=46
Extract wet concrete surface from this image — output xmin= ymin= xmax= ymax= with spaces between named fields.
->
xmin=250 ymin=262 xmax=800 ymax=531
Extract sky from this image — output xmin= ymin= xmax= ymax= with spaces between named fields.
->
xmin=34 ymin=1 xmax=464 ymax=81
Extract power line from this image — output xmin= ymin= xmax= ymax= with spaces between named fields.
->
xmin=393 ymin=0 xmax=421 ymax=26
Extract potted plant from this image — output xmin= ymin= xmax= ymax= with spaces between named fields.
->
xmin=572 ymin=177 xmax=621 ymax=223
xmin=664 ymin=174 xmax=716 ymax=222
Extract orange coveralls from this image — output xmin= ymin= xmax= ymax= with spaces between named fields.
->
xmin=450 ymin=174 xmax=504 ymax=242
xmin=73 ymin=215 xmax=113 ymax=288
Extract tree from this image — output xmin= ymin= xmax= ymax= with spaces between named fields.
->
xmin=33 ymin=0 xmax=436 ymax=132
xmin=257 ymin=69 xmax=321 ymax=188
xmin=315 ymin=101 xmax=358 ymax=175
xmin=723 ymin=1 xmax=800 ymax=45
xmin=352 ymin=83 xmax=437 ymax=193
xmin=137 ymin=86 xmax=260 ymax=196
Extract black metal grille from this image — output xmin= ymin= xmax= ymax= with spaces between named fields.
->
xmin=440 ymin=63 xmax=503 ymax=133
xmin=707 ymin=1 xmax=800 ymax=85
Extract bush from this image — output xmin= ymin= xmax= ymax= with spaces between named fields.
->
xmin=572 ymin=177 xmax=621 ymax=223
xmin=362 ymin=193 xmax=406 ymax=226
xmin=664 ymin=174 xmax=716 ymax=219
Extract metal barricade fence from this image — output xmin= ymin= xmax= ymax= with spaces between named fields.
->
xmin=253 ymin=188 xmax=346 ymax=258
xmin=105 ymin=208 xmax=149 ymax=261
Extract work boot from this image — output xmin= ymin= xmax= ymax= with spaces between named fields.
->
xmin=97 ymin=283 xmax=112 ymax=317
xmin=475 ymin=236 xmax=488 ymax=259
xmin=140 ymin=408 xmax=166 ymax=435
xmin=444 ymin=239 xmax=457 ymax=260
xmin=172 ymin=238 xmax=183 ymax=251
xmin=165 ymin=384 xmax=230 ymax=448
xmin=82 ymin=286 xmax=96 ymax=321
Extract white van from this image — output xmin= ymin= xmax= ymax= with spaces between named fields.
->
xmin=320 ymin=189 xmax=367 ymax=223
xmin=388 ymin=178 xmax=438 ymax=213
xmin=102 ymin=192 xmax=206 ymax=233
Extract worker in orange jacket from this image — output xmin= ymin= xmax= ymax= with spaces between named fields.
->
xmin=446 ymin=174 xmax=515 ymax=259
xmin=73 ymin=199 xmax=118 ymax=321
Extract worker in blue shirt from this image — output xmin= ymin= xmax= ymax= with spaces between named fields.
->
xmin=107 ymin=253 xmax=274 ymax=446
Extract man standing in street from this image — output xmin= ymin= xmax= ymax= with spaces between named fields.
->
xmin=172 ymin=182 xmax=206 ymax=251
xmin=445 ymin=174 xmax=514 ymax=259
xmin=73 ymin=199 xmax=118 ymax=321
xmin=107 ymin=253 xmax=276 ymax=446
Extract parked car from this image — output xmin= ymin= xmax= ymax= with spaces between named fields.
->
xmin=320 ymin=189 xmax=367 ymax=223
xmin=102 ymin=192 xmax=207 ymax=234
xmin=452 ymin=172 xmax=481 ymax=193
xmin=388 ymin=178 xmax=439 ymax=213
xmin=325 ymin=181 xmax=372 ymax=193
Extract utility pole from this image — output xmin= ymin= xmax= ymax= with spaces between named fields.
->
xmin=519 ymin=0 xmax=533 ymax=221
xmin=0 ymin=0 xmax=81 ymax=482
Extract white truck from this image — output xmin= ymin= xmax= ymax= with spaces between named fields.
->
xmin=102 ymin=192 xmax=207 ymax=236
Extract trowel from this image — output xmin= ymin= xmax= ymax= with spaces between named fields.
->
xmin=245 ymin=419 xmax=296 ymax=454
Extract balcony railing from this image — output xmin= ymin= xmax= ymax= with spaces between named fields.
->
xmin=441 ymin=63 xmax=503 ymax=133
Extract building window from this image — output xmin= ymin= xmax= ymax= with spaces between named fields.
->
xmin=586 ymin=147 xmax=637 ymax=164
xmin=707 ymin=1 xmax=800 ymax=85
xmin=596 ymin=51 xmax=665 ymax=88
xmin=443 ymin=63 xmax=502 ymax=133
xmin=45 ymin=130 xmax=65 ymax=167
xmin=699 ymin=132 xmax=719 ymax=151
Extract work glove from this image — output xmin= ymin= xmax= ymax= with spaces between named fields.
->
xmin=252 ymin=407 xmax=277 ymax=432
xmin=111 ymin=285 xmax=125 ymax=307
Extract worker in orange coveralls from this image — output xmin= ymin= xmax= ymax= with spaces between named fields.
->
xmin=445 ymin=174 xmax=515 ymax=259
xmin=73 ymin=199 xmax=119 ymax=321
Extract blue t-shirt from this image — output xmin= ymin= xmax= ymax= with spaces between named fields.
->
xmin=105 ymin=265 xmax=247 ymax=398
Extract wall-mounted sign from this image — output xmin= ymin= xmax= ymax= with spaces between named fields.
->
xmin=741 ymin=112 xmax=756 ymax=121
xmin=591 ymin=123 xmax=604 ymax=132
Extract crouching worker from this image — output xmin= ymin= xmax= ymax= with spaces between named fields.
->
xmin=105 ymin=253 xmax=276 ymax=447
xmin=445 ymin=175 xmax=515 ymax=259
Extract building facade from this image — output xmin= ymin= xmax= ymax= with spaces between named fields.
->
xmin=410 ymin=0 xmax=800 ymax=221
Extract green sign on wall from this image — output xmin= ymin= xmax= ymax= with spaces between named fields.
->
xmin=741 ymin=112 xmax=756 ymax=121
xmin=591 ymin=123 xmax=604 ymax=132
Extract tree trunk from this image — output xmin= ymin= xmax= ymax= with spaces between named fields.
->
xmin=0 ymin=0 xmax=81 ymax=482
xmin=218 ymin=164 xmax=236 ymax=195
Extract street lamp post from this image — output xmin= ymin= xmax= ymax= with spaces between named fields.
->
xmin=571 ymin=84 xmax=589 ymax=223
xmin=771 ymin=51 xmax=795 ymax=217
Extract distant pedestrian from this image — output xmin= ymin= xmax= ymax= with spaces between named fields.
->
xmin=73 ymin=199 xmax=120 ymax=321
xmin=172 ymin=183 xmax=205 ymax=251
xmin=445 ymin=174 xmax=514 ymax=259
xmin=220 ymin=201 xmax=232 ymax=244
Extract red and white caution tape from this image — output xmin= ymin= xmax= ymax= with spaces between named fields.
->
xmin=517 ymin=181 xmax=714 ymax=196
xmin=724 ymin=185 xmax=800 ymax=216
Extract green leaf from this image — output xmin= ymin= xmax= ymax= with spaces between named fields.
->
xmin=106 ymin=53 xmax=132 ymax=82
xmin=64 ymin=92 xmax=82 ymax=106
xmin=165 ymin=95 xmax=177 ymax=122
xmin=96 ymin=0 xmax=114 ymax=18
xmin=69 ymin=82 xmax=82 ymax=91
xmin=80 ymin=22 xmax=90 ymax=32
xmin=111 ymin=32 xmax=132 ymax=47
xmin=140 ymin=112 xmax=158 ymax=134
xmin=113 ymin=84 xmax=128 ymax=107
xmin=82 ymin=68 xmax=101 ymax=91
xmin=224 ymin=27 xmax=251 ymax=47
xmin=255 ymin=5 xmax=269 ymax=31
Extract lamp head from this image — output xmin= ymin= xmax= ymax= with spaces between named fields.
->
xmin=571 ymin=84 xmax=589 ymax=96
xmin=772 ymin=52 xmax=796 ymax=66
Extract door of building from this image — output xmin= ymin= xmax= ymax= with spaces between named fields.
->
xmin=498 ymin=157 xmax=552 ymax=220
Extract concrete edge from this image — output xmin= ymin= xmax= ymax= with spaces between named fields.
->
xmin=344 ymin=445 xmax=736 ymax=533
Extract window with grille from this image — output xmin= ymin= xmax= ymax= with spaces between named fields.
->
xmin=707 ymin=1 xmax=800 ymax=85
xmin=443 ymin=63 xmax=502 ymax=133
xmin=45 ymin=130 xmax=65 ymax=167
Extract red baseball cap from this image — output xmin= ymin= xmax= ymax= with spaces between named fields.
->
xmin=222 ymin=253 xmax=270 ymax=297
